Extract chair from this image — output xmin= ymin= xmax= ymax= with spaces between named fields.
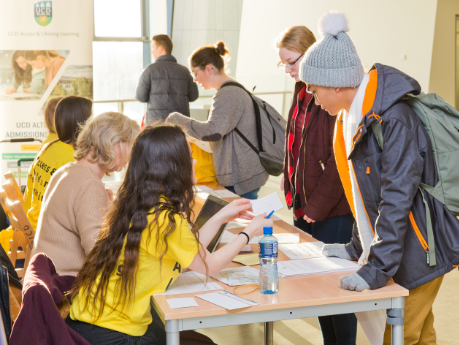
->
xmin=0 ymin=188 xmax=35 ymax=279
xmin=3 ymin=172 xmax=24 ymax=204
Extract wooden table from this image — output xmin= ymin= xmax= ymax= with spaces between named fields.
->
xmin=153 ymin=183 xmax=408 ymax=345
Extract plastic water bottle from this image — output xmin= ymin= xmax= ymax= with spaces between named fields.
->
xmin=258 ymin=226 xmax=279 ymax=294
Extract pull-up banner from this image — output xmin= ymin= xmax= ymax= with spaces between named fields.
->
xmin=0 ymin=0 xmax=93 ymax=181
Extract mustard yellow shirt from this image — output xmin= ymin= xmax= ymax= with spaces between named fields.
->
xmin=23 ymin=140 xmax=74 ymax=231
xmin=190 ymin=142 xmax=217 ymax=184
xmin=39 ymin=132 xmax=58 ymax=151
xmin=70 ymin=209 xmax=200 ymax=336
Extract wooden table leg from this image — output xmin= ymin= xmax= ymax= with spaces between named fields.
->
xmin=264 ymin=321 xmax=273 ymax=345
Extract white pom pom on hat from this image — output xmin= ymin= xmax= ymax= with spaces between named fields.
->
xmin=318 ymin=11 xmax=349 ymax=38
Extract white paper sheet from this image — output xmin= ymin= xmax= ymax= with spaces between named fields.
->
xmin=196 ymin=291 xmax=259 ymax=310
xmin=277 ymin=257 xmax=359 ymax=277
xmin=355 ymin=310 xmax=386 ymax=345
xmin=166 ymin=297 xmax=199 ymax=309
xmin=212 ymin=266 xmax=259 ymax=286
xmin=188 ymin=136 xmax=212 ymax=153
xmin=278 ymin=242 xmax=325 ymax=260
xmin=209 ymin=190 xmax=239 ymax=198
xmin=250 ymin=192 xmax=284 ymax=216
xmin=194 ymin=185 xmax=213 ymax=192
xmin=225 ymin=221 xmax=247 ymax=230
xmin=155 ymin=271 xmax=223 ymax=295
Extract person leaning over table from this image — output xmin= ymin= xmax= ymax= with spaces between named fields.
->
xmin=66 ymin=123 xmax=272 ymax=344
xmin=166 ymin=41 xmax=269 ymax=200
xmin=275 ymin=25 xmax=357 ymax=345
xmin=32 ymin=112 xmax=140 ymax=276
xmin=303 ymin=11 xmax=459 ymax=344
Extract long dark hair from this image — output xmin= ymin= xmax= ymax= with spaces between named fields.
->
xmin=12 ymin=51 xmax=32 ymax=85
xmin=72 ymin=124 xmax=200 ymax=318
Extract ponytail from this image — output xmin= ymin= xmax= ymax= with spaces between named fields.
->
xmin=189 ymin=41 xmax=230 ymax=72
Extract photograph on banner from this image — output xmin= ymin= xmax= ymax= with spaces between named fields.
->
xmin=0 ymin=49 xmax=69 ymax=101
xmin=50 ymin=65 xmax=93 ymax=99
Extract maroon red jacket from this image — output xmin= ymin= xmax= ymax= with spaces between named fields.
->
xmin=283 ymin=82 xmax=351 ymax=221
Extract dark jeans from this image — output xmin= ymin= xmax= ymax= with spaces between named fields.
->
xmin=66 ymin=305 xmax=166 ymax=345
xmin=225 ymin=186 xmax=260 ymax=199
xmin=294 ymin=213 xmax=357 ymax=345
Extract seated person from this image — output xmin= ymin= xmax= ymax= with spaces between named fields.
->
xmin=41 ymin=96 xmax=64 ymax=148
xmin=33 ymin=112 xmax=141 ymax=276
xmin=68 ymin=124 xmax=272 ymax=345
xmin=23 ymin=96 xmax=92 ymax=232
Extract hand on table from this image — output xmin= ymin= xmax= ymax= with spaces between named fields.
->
xmin=322 ymin=243 xmax=351 ymax=260
xmin=5 ymin=86 xmax=17 ymax=95
xmin=217 ymin=199 xmax=254 ymax=223
xmin=340 ymin=273 xmax=370 ymax=292
xmin=303 ymin=214 xmax=316 ymax=223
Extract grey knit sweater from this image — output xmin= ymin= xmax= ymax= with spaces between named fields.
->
xmin=168 ymin=80 xmax=268 ymax=195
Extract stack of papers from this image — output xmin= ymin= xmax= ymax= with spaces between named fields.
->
xmin=195 ymin=189 xmax=239 ymax=200
xmin=212 ymin=266 xmax=259 ymax=286
xmin=220 ymin=231 xmax=300 ymax=244
xmin=194 ymin=185 xmax=212 ymax=192
xmin=155 ymin=271 xmax=223 ymax=295
xmin=166 ymin=297 xmax=199 ymax=309
xmin=197 ymin=290 xmax=259 ymax=310
xmin=232 ymin=253 xmax=259 ymax=266
xmin=279 ymin=242 xmax=324 ymax=260
xmin=277 ymin=257 xmax=359 ymax=277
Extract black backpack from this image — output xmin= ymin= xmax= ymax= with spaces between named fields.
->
xmin=220 ymin=82 xmax=287 ymax=176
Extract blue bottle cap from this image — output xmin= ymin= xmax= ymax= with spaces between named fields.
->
xmin=263 ymin=226 xmax=273 ymax=235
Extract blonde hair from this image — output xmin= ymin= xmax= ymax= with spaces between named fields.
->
xmin=275 ymin=26 xmax=316 ymax=55
xmin=75 ymin=112 xmax=141 ymax=170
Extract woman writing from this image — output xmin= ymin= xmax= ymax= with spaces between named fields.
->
xmin=67 ymin=124 xmax=271 ymax=344
xmin=25 ymin=50 xmax=65 ymax=89
xmin=5 ymin=50 xmax=45 ymax=95
xmin=276 ymin=26 xmax=357 ymax=345
xmin=167 ymin=41 xmax=268 ymax=199
xmin=33 ymin=112 xmax=140 ymax=276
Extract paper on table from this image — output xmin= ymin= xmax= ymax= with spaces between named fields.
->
xmin=194 ymin=185 xmax=212 ymax=192
xmin=355 ymin=310 xmax=386 ymax=345
xmin=196 ymin=290 xmax=258 ymax=310
xmin=166 ymin=297 xmax=199 ymax=309
xmin=239 ymin=244 xmax=253 ymax=253
xmin=232 ymin=253 xmax=259 ymax=266
xmin=195 ymin=192 xmax=210 ymax=200
xmin=209 ymin=190 xmax=239 ymax=198
xmin=212 ymin=266 xmax=259 ymax=286
xmin=278 ymin=242 xmax=324 ymax=260
xmin=156 ymin=271 xmax=223 ymax=295
xmin=250 ymin=192 xmax=283 ymax=216
xmin=219 ymin=230 xmax=237 ymax=243
xmin=188 ymin=136 xmax=212 ymax=153
xmin=277 ymin=257 xmax=359 ymax=277
xmin=225 ymin=221 xmax=247 ymax=230
xmin=250 ymin=233 xmax=300 ymax=244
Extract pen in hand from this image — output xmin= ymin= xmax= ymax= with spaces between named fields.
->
xmin=266 ymin=210 xmax=274 ymax=219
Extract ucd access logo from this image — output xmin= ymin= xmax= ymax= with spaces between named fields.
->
xmin=34 ymin=1 xmax=53 ymax=27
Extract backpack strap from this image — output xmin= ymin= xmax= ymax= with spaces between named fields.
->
xmin=371 ymin=120 xmax=384 ymax=149
xmin=220 ymin=81 xmax=263 ymax=153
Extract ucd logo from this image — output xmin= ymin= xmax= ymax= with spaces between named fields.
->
xmin=34 ymin=1 xmax=53 ymax=27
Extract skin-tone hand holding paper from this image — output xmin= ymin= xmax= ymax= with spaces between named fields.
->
xmin=250 ymin=192 xmax=283 ymax=216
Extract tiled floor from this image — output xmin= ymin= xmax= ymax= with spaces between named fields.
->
xmin=196 ymin=175 xmax=459 ymax=345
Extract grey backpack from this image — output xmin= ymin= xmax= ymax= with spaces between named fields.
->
xmin=371 ymin=92 xmax=459 ymax=266
xmin=221 ymin=82 xmax=287 ymax=176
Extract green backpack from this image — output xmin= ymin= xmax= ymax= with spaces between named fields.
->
xmin=371 ymin=92 xmax=459 ymax=267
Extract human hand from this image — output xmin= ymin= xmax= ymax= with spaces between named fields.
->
xmin=322 ymin=243 xmax=351 ymax=260
xmin=5 ymin=86 xmax=17 ymax=95
xmin=244 ymin=214 xmax=273 ymax=239
xmin=280 ymin=175 xmax=284 ymax=191
xmin=340 ymin=273 xmax=370 ymax=292
xmin=217 ymin=199 xmax=254 ymax=223
xmin=303 ymin=214 xmax=315 ymax=223
xmin=23 ymin=88 xmax=30 ymax=93
xmin=105 ymin=188 xmax=114 ymax=202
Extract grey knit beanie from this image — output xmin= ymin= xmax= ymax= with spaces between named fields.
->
xmin=300 ymin=11 xmax=364 ymax=87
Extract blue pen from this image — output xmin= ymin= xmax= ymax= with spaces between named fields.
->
xmin=266 ymin=210 xmax=275 ymax=219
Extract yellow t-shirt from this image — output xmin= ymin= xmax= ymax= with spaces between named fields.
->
xmin=38 ymin=133 xmax=58 ymax=151
xmin=23 ymin=140 xmax=74 ymax=231
xmin=70 ymin=209 xmax=200 ymax=336
xmin=190 ymin=142 xmax=217 ymax=184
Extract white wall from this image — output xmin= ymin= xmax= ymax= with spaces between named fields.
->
xmin=236 ymin=0 xmax=438 ymax=114
xmin=429 ymin=0 xmax=459 ymax=107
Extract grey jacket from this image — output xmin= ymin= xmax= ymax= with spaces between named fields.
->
xmin=135 ymin=55 xmax=199 ymax=123
xmin=344 ymin=64 xmax=459 ymax=290
xmin=168 ymin=80 xmax=269 ymax=195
